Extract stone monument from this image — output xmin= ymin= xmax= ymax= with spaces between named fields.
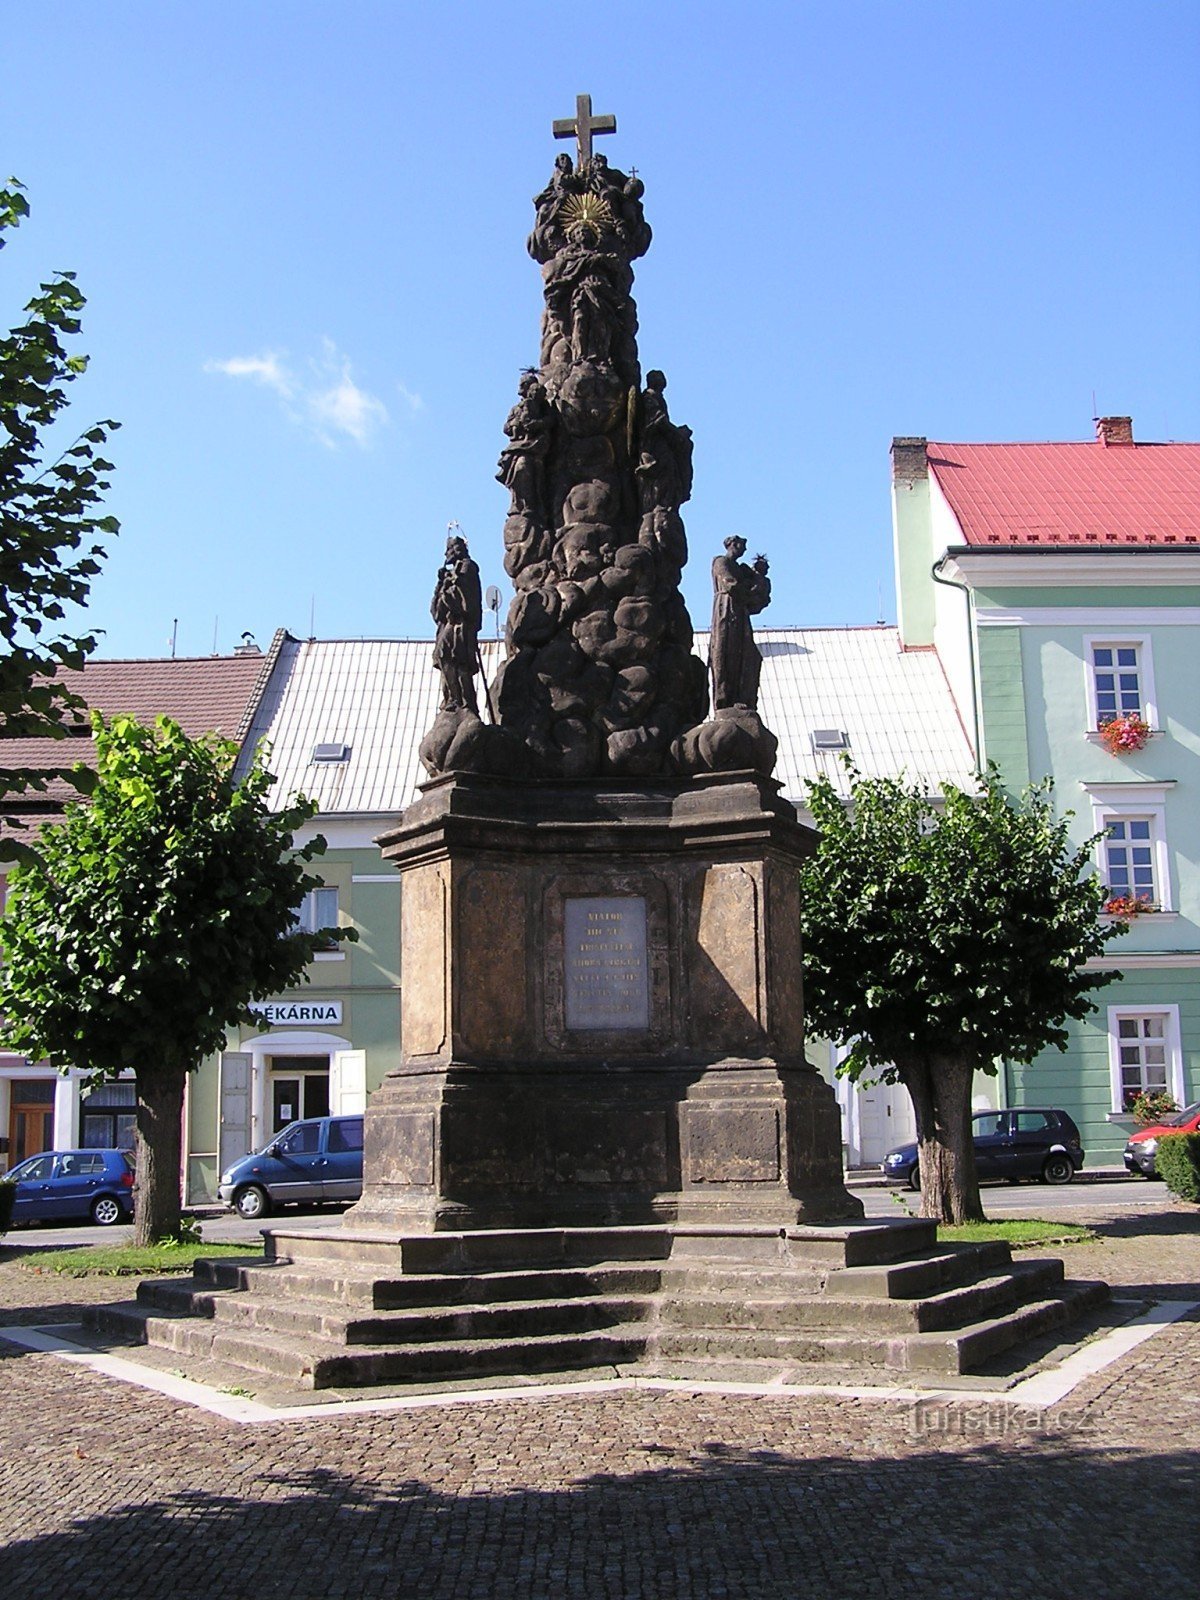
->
xmin=91 ymin=102 xmax=1108 ymax=1395
xmin=355 ymin=98 xmax=860 ymax=1232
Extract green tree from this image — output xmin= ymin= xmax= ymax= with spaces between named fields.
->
xmin=800 ymin=766 xmax=1122 ymax=1223
xmin=0 ymin=715 xmax=354 ymax=1243
xmin=1 ymin=179 xmax=117 ymax=811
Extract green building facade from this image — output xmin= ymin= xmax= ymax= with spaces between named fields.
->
xmin=892 ymin=421 xmax=1200 ymax=1164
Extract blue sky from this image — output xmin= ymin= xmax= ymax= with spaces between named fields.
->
xmin=4 ymin=1 xmax=1198 ymax=659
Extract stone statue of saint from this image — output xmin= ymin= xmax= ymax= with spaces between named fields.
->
xmin=496 ymin=371 xmax=551 ymax=521
xmin=709 ymin=537 xmax=771 ymax=711
xmin=431 ymin=534 xmax=483 ymax=715
xmin=636 ymin=370 xmax=693 ymax=514
xmin=528 ymin=153 xmax=578 ymax=262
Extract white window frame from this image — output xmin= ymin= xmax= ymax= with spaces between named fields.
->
xmin=1101 ymin=814 xmax=1159 ymax=907
xmin=294 ymin=885 xmax=344 ymax=958
xmin=1085 ymin=784 xmax=1174 ymax=913
xmin=1084 ymin=634 xmax=1157 ymax=732
xmin=1106 ymin=1004 xmax=1184 ymax=1113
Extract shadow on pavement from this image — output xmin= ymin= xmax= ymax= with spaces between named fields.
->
xmin=2 ymin=1441 xmax=1197 ymax=1597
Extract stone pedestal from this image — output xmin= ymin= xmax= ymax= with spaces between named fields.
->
xmin=349 ymin=771 xmax=861 ymax=1231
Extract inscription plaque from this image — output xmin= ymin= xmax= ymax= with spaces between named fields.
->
xmin=564 ymin=896 xmax=649 ymax=1032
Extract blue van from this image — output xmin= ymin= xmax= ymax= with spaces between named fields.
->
xmin=217 ymin=1115 xmax=364 ymax=1219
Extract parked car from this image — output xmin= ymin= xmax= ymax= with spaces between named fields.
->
xmin=882 ymin=1108 xmax=1085 ymax=1190
xmin=3 ymin=1148 xmax=135 ymax=1226
xmin=1124 ymin=1101 xmax=1200 ymax=1177
xmin=217 ymin=1114 xmax=364 ymax=1219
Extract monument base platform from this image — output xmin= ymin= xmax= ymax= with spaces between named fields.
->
xmin=348 ymin=1054 xmax=858 ymax=1233
xmin=364 ymin=770 xmax=862 ymax=1232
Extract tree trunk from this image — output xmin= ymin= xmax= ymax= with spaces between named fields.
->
xmin=134 ymin=1063 xmax=188 ymax=1246
xmin=899 ymin=1055 xmax=986 ymax=1225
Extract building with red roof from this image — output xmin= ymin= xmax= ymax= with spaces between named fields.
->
xmin=891 ymin=418 xmax=1200 ymax=1166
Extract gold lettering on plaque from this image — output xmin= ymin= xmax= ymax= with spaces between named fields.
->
xmin=563 ymin=897 xmax=649 ymax=1032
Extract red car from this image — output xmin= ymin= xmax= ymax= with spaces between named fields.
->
xmin=1124 ymin=1101 xmax=1200 ymax=1177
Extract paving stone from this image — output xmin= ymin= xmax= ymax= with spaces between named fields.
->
xmin=0 ymin=1204 xmax=1197 ymax=1596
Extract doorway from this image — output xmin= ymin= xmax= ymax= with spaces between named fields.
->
xmin=268 ymin=1055 xmax=331 ymax=1134
xmin=81 ymin=1080 xmax=137 ymax=1152
xmin=8 ymin=1079 xmax=56 ymax=1165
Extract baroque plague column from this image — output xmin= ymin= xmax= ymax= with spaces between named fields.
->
xmin=354 ymin=99 xmax=859 ymax=1233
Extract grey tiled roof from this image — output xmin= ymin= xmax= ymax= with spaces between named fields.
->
xmin=247 ymin=628 xmax=975 ymax=819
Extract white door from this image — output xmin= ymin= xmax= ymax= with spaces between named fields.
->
xmin=856 ymin=1079 xmax=915 ymax=1166
xmin=330 ymin=1050 xmax=367 ymax=1116
xmin=219 ymin=1053 xmax=252 ymax=1173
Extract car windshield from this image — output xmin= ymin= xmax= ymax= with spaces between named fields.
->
xmin=1165 ymin=1101 xmax=1200 ymax=1126
xmin=7 ymin=1156 xmax=47 ymax=1182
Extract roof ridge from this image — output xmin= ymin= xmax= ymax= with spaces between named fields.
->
xmin=233 ymin=628 xmax=294 ymax=749
xmin=929 ymin=438 xmax=1199 ymax=450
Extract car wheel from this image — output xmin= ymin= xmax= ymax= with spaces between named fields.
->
xmin=907 ymin=1163 xmax=922 ymax=1192
xmin=91 ymin=1194 xmax=123 ymax=1227
xmin=1042 ymin=1154 xmax=1074 ymax=1185
xmin=234 ymin=1184 xmax=270 ymax=1220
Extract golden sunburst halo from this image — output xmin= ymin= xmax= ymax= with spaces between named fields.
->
xmin=558 ymin=192 xmax=614 ymax=233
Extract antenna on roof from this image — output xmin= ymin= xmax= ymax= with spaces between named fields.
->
xmin=1091 ymin=388 xmax=1097 ymax=421
xmin=485 ymin=585 xmax=502 ymax=638
xmin=876 ymin=582 xmax=886 ymax=626
xmin=170 ymin=618 xmax=178 ymax=659
xmin=212 ymin=615 xmax=219 ymax=655
xmin=309 ymin=594 xmax=316 ymax=642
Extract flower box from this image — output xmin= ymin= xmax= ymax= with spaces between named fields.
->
xmin=1098 ymin=713 xmax=1151 ymax=755
xmin=1102 ymin=894 xmax=1159 ymax=917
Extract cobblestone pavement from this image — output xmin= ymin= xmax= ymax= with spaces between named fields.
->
xmin=1 ymin=1207 xmax=1197 ymax=1599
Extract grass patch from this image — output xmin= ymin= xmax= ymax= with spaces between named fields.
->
xmin=18 ymin=1241 xmax=260 ymax=1277
xmin=938 ymin=1219 xmax=1095 ymax=1247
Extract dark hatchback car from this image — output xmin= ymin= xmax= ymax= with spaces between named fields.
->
xmin=883 ymin=1108 xmax=1085 ymax=1190
xmin=4 ymin=1148 xmax=136 ymax=1226
xmin=217 ymin=1114 xmax=364 ymax=1219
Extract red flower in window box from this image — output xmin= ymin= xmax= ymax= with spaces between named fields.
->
xmin=1124 ymin=1089 xmax=1179 ymax=1126
xmin=1103 ymin=893 xmax=1157 ymax=917
xmin=1098 ymin=713 xmax=1151 ymax=754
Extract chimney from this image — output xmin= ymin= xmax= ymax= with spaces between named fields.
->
xmin=1096 ymin=416 xmax=1133 ymax=446
xmin=891 ymin=436 xmax=928 ymax=483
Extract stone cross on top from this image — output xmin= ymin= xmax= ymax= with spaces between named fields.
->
xmin=552 ymin=93 xmax=616 ymax=169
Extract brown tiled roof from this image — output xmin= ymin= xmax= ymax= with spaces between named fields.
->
xmin=0 ymin=648 xmax=278 ymax=837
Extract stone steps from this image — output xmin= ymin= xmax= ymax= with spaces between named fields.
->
xmin=262 ymin=1218 xmax=938 ymax=1274
xmin=660 ymin=1259 xmax=1065 ymax=1336
xmin=821 ymin=1242 xmax=1014 ymax=1299
xmin=88 ymin=1299 xmax=650 ymax=1388
xmin=262 ymin=1224 xmax=677 ymax=1273
xmin=136 ymin=1277 xmax=654 ymax=1346
xmin=198 ymin=1256 xmax=668 ymax=1311
xmin=904 ymin=1280 xmax=1111 ymax=1374
xmin=654 ymin=1279 xmax=1109 ymax=1376
xmin=81 ymin=1220 xmax=1109 ymax=1392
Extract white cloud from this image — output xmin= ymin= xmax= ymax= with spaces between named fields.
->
xmin=396 ymin=381 xmax=425 ymax=416
xmin=204 ymin=351 xmax=294 ymax=398
xmin=205 ymin=339 xmax=407 ymax=450
xmin=306 ymin=339 xmax=389 ymax=447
